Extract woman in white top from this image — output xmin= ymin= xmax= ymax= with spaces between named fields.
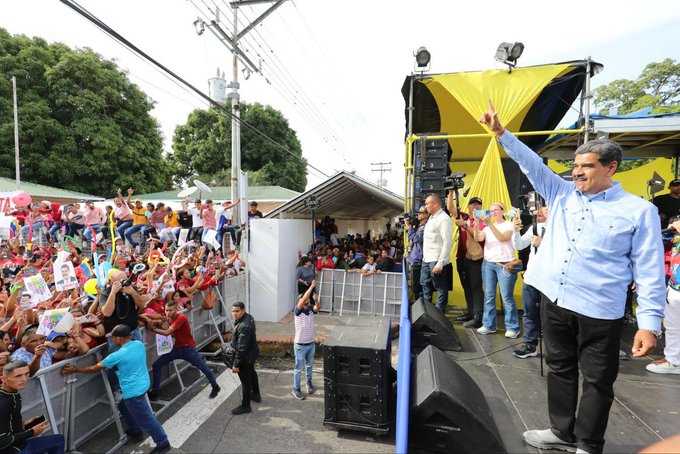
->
xmin=473 ymin=202 xmax=520 ymax=338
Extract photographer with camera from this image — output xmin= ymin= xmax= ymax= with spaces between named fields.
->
xmin=405 ymin=207 xmax=429 ymax=300
xmin=511 ymin=203 xmax=548 ymax=359
xmin=98 ymin=270 xmax=147 ymax=392
xmin=420 ymin=194 xmax=454 ymax=313
xmin=447 ymin=192 xmax=485 ymax=328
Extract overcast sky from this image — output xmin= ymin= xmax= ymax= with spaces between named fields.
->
xmin=4 ymin=1 xmax=680 ymax=195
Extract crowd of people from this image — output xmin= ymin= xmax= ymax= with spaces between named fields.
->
xmin=0 ymin=210 xmax=249 ymax=453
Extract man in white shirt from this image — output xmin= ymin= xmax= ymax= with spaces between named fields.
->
xmin=187 ymin=199 xmax=205 ymax=242
xmin=420 ymin=194 xmax=454 ymax=312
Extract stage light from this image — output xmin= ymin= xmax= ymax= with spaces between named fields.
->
xmin=414 ymin=46 xmax=431 ymax=72
xmin=495 ymin=42 xmax=524 ymax=68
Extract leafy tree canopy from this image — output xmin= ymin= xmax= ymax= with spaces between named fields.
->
xmin=170 ymin=102 xmax=307 ymax=192
xmin=0 ymin=28 xmax=172 ymax=197
xmin=593 ymin=58 xmax=680 ymax=115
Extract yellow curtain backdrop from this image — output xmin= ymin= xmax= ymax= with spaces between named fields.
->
xmin=416 ymin=64 xmax=576 ymax=310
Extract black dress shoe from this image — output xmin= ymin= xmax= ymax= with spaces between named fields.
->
xmin=149 ymin=443 xmax=171 ymax=454
xmin=454 ymin=314 xmax=473 ymax=322
xmin=463 ymin=318 xmax=482 ymax=329
xmin=231 ymin=405 xmax=252 ymax=415
xmin=209 ymin=385 xmax=221 ymax=399
xmin=250 ymin=393 xmax=262 ymax=403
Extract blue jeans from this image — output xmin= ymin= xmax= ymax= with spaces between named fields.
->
xmin=21 ymin=221 xmax=44 ymax=240
xmin=124 ymin=224 xmax=145 ymax=247
xmin=141 ymin=225 xmax=157 ymax=242
xmin=151 ymin=346 xmax=217 ymax=393
xmin=19 ymin=434 xmax=65 ymax=454
xmin=217 ymin=225 xmax=237 ymax=245
xmin=48 ymin=223 xmax=62 ymax=238
xmin=522 ymin=283 xmax=541 ymax=347
xmin=83 ymin=224 xmax=101 ymax=241
xmin=481 ymin=260 xmax=519 ymax=331
xmin=420 ymin=261 xmax=448 ymax=312
xmin=107 ymin=328 xmax=142 ymax=390
xmin=116 ymin=220 xmax=133 ymax=238
xmin=118 ymin=394 xmax=168 ymax=447
xmin=293 ymin=343 xmax=315 ymax=390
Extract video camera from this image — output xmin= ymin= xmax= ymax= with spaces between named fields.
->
xmin=443 ymin=172 xmax=466 ymax=191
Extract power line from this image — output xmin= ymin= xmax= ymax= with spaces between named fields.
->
xmin=371 ymin=162 xmax=392 ymax=188
xmin=57 ymin=0 xmax=329 ymax=179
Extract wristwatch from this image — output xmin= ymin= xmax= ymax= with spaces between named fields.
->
xmin=646 ymin=329 xmax=663 ymax=339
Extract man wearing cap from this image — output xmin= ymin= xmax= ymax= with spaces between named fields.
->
xmin=217 ymin=200 xmax=240 ymax=247
xmin=10 ymin=326 xmax=84 ymax=376
xmin=652 ymin=179 xmax=680 ymax=229
xmin=448 ymin=193 xmax=486 ymax=328
xmin=124 ymin=188 xmax=148 ymax=253
xmin=62 ymin=325 xmax=171 ymax=454
xmin=405 ymin=206 xmax=429 ymax=300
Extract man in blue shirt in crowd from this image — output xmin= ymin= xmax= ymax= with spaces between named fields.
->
xmin=481 ymin=100 xmax=665 ymax=454
xmin=62 ymin=325 xmax=170 ymax=454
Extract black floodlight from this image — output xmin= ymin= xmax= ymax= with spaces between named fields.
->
xmin=414 ymin=46 xmax=431 ymax=72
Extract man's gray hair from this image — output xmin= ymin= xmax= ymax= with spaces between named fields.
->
xmin=426 ymin=193 xmax=443 ymax=206
xmin=574 ymin=139 xmax=623 ymax=169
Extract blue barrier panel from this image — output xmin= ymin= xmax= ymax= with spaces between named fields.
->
xmin=395 ymin=260 xmax=411 ymax=453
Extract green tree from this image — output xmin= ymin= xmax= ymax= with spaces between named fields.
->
xmin=170 ymin=102 xmax=307 ymax=192
xmin=0 ymin=29 xmax=172 ymax=197
xmin=593 ymin=58 xmax=680 ymax=115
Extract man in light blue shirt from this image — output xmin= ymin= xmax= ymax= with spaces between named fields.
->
xmin=62 ymin=325 xmax=170 ymax=454
xmin=481 ymin=100 xmax=665 ymax=454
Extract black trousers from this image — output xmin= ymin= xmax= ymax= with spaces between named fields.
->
xmin=410 ymin=265 xmax=422 ymax=300
xmin=457 ymin=258 xmax=484 ymax=318
xmin=237 ymin=361 xmax=260 ymax=408
xmin=540 ymin=294 xmax=623 ymax=454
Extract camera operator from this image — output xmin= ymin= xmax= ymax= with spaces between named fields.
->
xmin=511 ymin=203 xmax=548 ymax=359
xmin=405 ymin=207 xmax=429 ymax=300
xmin=447 ymin=192 xmax=485 ymax=328
xmin=420 ymin=194 xmax=453 ymax=313
xmin=97 ymin=270 xmax=147 ymax=392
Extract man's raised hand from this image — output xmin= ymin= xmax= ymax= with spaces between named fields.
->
xmin=480 ymin=99 xmax=504 ymax=136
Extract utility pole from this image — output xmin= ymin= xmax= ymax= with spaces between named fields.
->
xmin=371 ymin=161 xmax=391 ymax=188
xmin=12 ymin=76 xmax=20 ymax=191
xmin=200 ymin=0 xmax=287 ymax=227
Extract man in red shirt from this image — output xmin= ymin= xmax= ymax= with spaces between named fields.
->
xmin=147 ymin=300 xmax=220 ymax=400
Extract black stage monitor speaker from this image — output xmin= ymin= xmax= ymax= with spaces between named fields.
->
xmin=410 ymin=345 xmax=506 ymax=453
xmin=411 ymin=298 xmax=462 ymax=352
xmin=323 ymin=318 xmax=393 ymax=434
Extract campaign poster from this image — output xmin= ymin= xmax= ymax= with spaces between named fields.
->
xmin=53 ymin=257 xmax=78 ymax=292
xmin=156 ymin=334 xmax=174 ymax=356
xmin=23 ymin=274 xmax=52 ymax=303
xmin=36 ymin=308 xmax=70 ymax=336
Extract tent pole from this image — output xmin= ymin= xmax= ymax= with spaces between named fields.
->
xmin=583 ymin=57 xmax=592 ymax=144
xmin=406 ymin=74 xmax=415 ymax=213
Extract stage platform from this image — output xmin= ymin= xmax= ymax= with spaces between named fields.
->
xmin=442 ymin=307 xmax=680 ymax=453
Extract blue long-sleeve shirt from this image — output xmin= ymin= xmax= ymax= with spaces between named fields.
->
xmin=498 ymin=131 xmax=665 ymax=330
xmin=407 ymin=222 xmax=426 ymax=266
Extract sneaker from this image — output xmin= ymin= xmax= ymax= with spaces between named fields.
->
xmin=231 ymin=405 xmax=251 ymax=415
xmin=306 ymin=383 xmax=316 ymax=395
xmin=149 ymin=443 xmax=171 ymax=454
xmin=292 ymin=389 xmax=306 ymax=400
xmin=477 ymin=326 xmax=496 ymax=335
xmin=513 ymin=344 xmax=538 ymax=359
xmin=523 ymin=429 xmax=576 ymax=452
xmin=646 ymin=358 xmax=680 ymax=375
xmin=209 ymin=385 xmax=221 ymax=399
xmin=505 ymin=329 xmax=520 ymax=339
xmin=463 ymin=318 xmax=482 ymax=329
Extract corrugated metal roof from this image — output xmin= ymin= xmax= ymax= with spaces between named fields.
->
xmin=265 ymin=171 xmax=404 ymax=220
xmin=0 ymin=177 xmax=104 ymax=202
xmin=135 ymin=185 xmax=300 ymax=202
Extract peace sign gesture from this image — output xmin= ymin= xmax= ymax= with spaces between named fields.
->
xmin=479 ymin=99 xmax=504 ymax=136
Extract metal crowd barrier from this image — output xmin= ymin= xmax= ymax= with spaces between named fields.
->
xmin=18 ymin=274 xmax=246 ymax=452
xmin=317 ymin=269 xmax=403 ymax=317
